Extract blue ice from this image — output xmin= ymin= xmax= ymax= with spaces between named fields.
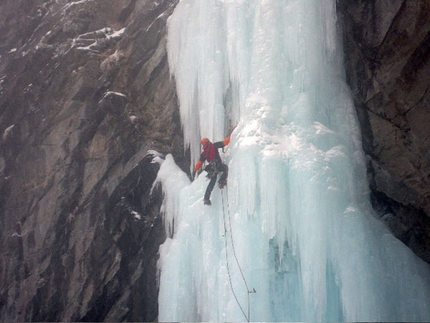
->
xmin=155 ymin=0 xmax=430 ymax=321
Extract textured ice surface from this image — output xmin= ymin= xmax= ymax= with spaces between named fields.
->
xmin=156 ymin=0 xmax=430 ymax=321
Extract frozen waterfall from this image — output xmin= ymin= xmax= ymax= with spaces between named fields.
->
xmin=155 ymin=0 xmax=430 ymax=321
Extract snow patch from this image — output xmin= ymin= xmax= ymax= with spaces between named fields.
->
xmin=131 ymin=211 xmax=141 ymax=220
xmin=2 ymin=124 xmax=15 ymax=142
xmin=148 ymin=150 xmax=165 ymax=165
xmin=103 ymin=91 xmax=127 ymax=99
xmin=71 ymin=27 xmax=125 ymax=53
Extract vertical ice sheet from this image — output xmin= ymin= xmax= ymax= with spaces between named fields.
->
xmin=157 ymin=0 xmax=430 ymax=321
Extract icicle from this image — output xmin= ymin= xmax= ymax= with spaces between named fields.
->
xmin=157 ymin=0 xmax=430 ymax=321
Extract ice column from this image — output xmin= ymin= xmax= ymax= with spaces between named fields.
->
xmin=157 ymin=0 xmax=430 ymax=321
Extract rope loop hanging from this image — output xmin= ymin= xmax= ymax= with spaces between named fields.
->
xmin=221 ymin=187 xmax=255 ymax=322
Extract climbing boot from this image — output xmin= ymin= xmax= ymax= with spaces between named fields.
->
xmin=218 ymin=179 xmax=227 ymax=189
xmin=204 ymin=199 xmax=212 ymax=205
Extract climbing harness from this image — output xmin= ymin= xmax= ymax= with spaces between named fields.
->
xmin=204 ymin=161 xmax=219 ymax=178
xmin=221 ymin=187 xmax=256 ymax=322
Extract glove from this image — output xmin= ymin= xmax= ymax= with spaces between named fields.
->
xmin=193 ymin=168 xmax=204 ymax=180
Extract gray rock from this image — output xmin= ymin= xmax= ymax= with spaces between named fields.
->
xmin=0 ymin=0 xmax=181 ymax=321
xmin=338 ymin=0 xmax=430 ymax=262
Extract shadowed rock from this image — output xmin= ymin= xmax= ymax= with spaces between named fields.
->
xmin=337 ymin=0 xmax=430 ymax=262
xmin=0 ymin=0 xmax=182 ymax=321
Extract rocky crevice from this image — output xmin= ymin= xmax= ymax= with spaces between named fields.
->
xmin=337 ymin=0 xmax=430 ymax=263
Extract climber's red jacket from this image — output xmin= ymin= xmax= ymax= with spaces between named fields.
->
xmin=194 ymin=135 xmax=231 ymax=172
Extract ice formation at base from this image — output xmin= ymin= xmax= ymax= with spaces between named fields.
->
xmin=155 ymin=0 xmax=430 ymax=321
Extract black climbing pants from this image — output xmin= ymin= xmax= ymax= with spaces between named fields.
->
xmin=204 ymin=163 xmax=228 ymax=200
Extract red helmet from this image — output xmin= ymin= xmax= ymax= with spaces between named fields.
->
xmin=201 ymin=138 xmax=210 ymax=146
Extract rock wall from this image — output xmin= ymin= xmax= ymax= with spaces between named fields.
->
xmin=0 ymin=0 xmax=429 ymax=322
xmin=0 ymin=0 xmax=182 ymax=321
xmin=337 ymin=0 xmax=430 ymax=263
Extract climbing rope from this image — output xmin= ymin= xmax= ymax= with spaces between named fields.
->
xmin=221 ymin=187 xmax=256 ymax=322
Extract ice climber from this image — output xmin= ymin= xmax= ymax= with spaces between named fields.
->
xmin=193 ymin=132 xmax=232 ymax=205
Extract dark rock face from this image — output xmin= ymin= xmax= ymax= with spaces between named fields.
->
xmin=0 ymin=0 xmax=182 ymax=321
xmin=337 ymin=0 xmax=430 ymax=262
